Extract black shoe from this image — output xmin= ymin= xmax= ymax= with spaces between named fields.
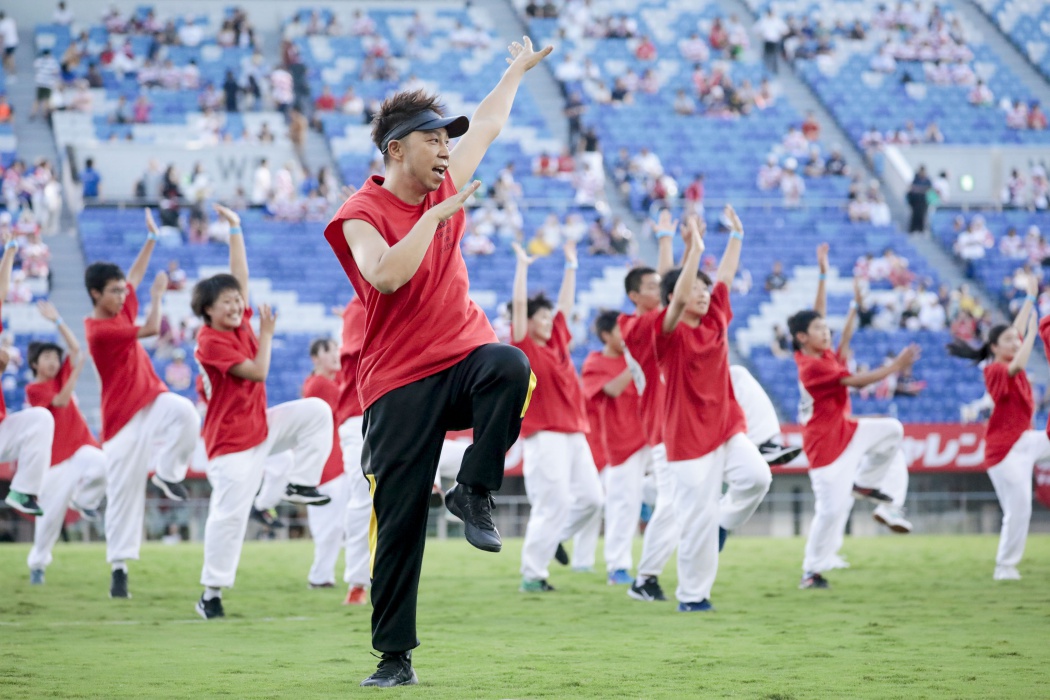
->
xmin=360 ymin=651 xmax=418 ymax=688
xmin=150 ymin=474 xmax=188 ymax=502
xmin=249 ymin=506 xmax=285 ymax=528
xmin=758 ymin=441 xmax=803 ymax=466
xmin=110 ymin=569 xmax=130 ymax=599
xmin=283 ymin=484 xmax=331 ymax=506
xmin=195 ymin=594 xmax=225 ymax=620
xmin=799 ymin=572 xmax=830 ymax=589
xmin=554 ymin=543 xmax=569 ymax=566
xmin=852 ymin=484 xmax=893 ymax=504
xmin=444 ymin=484 xmax=502 ymax=552
xmin=429 ymin=484 xmax=445 ymax=509
xmin=628 ymin=575 xmax=666 ymax=602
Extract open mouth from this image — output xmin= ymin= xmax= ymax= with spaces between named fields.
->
xmin=432 ymin=165 xmax=447 ymax=178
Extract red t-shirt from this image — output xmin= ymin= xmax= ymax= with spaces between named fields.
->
xmin=512 ymin=312 xmax=589 ymax=438
xmin=84 ymin=286 xmax=168 ymax=441
xmin=0 ymin=301 xmax=5 ymax=423
xmin=26 ymin=357 xmax=100 ymax=466
xmin=581 ymin=351 xmax=646 ymax=466
xmin=795 ymin=348 xmax=859 ymax=468
xmin=303 ymin=373 xmax=345 ymax=485
xmin=195 ymin=308 xmax=268 ymax=459
xmin=654 ymin=283 xmax=746 ymax=462
xmin=1039 ymin=316 xmax=1050 ymax=439
xmin=983 ymin=361 xmax=1034 ymax=467
xmin=619 ymin=310 xmax=666 ymax=446
xmin=584 ymin=396 xmax=607 ymax=471
xmin=336 ymin=296 xmax=365 ymax=424
xmin=324 ymin=175 xmax=497 ymax=410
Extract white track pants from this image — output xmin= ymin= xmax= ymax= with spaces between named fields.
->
xmin=603 ymin=446 xmax=648 ymax=572
xmin=802 ymin=417 xmax=905 ymax=574
xmin=987 ymin=430 xmax=1050 ymax=571
xmin=27 ymin=446 xmax=107 ymax=571
xmin=0 ymin=407 xmax=55 ymax=496
xmin=201 ymin=398 xmax=331 ymax=588
xmin=673 ymin=434 xmax=772 ymax=603
xmin=306 ymin=473 xmax=351 ymax=586
xmin=253 ymin=452 xmax=294 ymax=512
xmin=638 ymin=444 xmax=677 ymax=577
xmin=521 ymin=431 xmax=603 ymax=581
xmin=340 ymin=415 xmax=371 ymax=588
xmin=730 ymin=365 xmax=781 ymax=446
xmin=103 ymin=393 xmax=198 ymax=564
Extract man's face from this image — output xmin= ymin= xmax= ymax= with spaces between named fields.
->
xmin=394 ymin=128 xmax=451 ymax=192
xmin=630 ymin=273 xmax=661 ymax=312
xmin=93 ymin=278 xmax=128 ymax=316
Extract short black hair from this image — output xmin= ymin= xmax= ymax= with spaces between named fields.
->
xmin=787 ymin=310 xmax=822 ymax=351
xmin=594 ymin=309 xmax=620 ymax=341
xmin=660 ymin=267 xmax=712 ymax=307
xmin=624 ymin=266 xmax=657 ymax=296
xmin=527 ymin=292 xmax=554 ymax=319
xmin=28 ymin=342 xmax=63 ymax=375
xmin=371 ymin=89 xmax=445 ymax=159
xmin=309 ymin=337 xmax=335 ymax=357
xmin=84 ymin=262 xmax=126 ymax=304
xmin=191 ymin=273 xmax=243 ymax=325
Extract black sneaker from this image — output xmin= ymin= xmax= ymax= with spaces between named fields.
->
xmin=195 ymin=594 xmax=225 ymax=620
xmin=150 ymin=474 xmax=188 ymax=502
xmin=5 ymin=490 xmax=44 ymax=516
xmin=444 ymin=484 xmax=502 ymax=552
xmin=799 ymin=572 xmax=830 ymax=590
xmin=250 ymin=506 xmax=285 ymax=528
xmin=628 ymin=575 xmax=666 ymax=602
xmin=429 ymin=484 xmax=445 ymax=509
xmin=758 ymin=441 xmax=803 ymax=466
xmin=284 ymin=484 xmax=331 ymax=506
xmin=554 ymin=543 xmax=569 ymax=566
xmin=851 ymin=484 xmax=893 ymax=504
xmin=110 ymin=569 xmax=130 ymax=599
xmin=360 ymin=651 xmax=418 ymax=688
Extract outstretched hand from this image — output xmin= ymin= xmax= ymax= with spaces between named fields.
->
xmin=36 ymin=300 xmax=59 ymax=322
xmin=685 ymin=216 xmax=706 ymax=257
xmin=506 ymin=36 xmax=553 ymax=72
xmin=723 ymin=204 xmax=743 ymax=235
xmin=213 ymin=203 xmax=241 ymax=228
xmin=511 ymin=241 xmax=535 ymax=266
xmin=817 ymin=242 xmax=829 ymax=273
xmin=258 ymin=303 xmax=277 ymax=336
xmin=145 ymin=208 xmax=159 ymax=237
xmin=432 ymin=181 xmax=481 ymax=222
xmin=563 ymin=238 xmax=578 ymax=267
xmin=151 ymin=271 xmax=169 ymax=298
xmin=655 ymin=209 xmax=678 ymax=238
xmin=894 ymin=343 xmax=922 ymax=369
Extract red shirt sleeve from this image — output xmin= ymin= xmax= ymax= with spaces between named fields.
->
xmin=653 ymin=307 xmax=678 ymax=361
xmin=798 ymin=350 xmax=851 ymax=390
xmin=198 ymin=329 xmax=251 ymax=375
xmin=551 ymin=311 xmax=572 ymax=352
xmin=581 ymin=353 xmax=616 ymax=400
xmin=709 ymin=281 xmax=732 ymax=326
xmin=123 ymin=285 xmax=140 ymax=323
xmin=303 ymin=374 xmax=339 ymax=412
xmin=25 ymin=357 xmax=70 ymax=408
xmin=984 ymin=362 xmax=1010 ymax=402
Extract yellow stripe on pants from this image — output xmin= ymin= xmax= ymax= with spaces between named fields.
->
xmin=366 ymin=473 xmax=378 ymax=578
xmin=521 ymin=371 xmax=537 ymax=418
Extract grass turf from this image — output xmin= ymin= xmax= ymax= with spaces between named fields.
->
xmin=1 ymin=535 xmax=1048 ymax=699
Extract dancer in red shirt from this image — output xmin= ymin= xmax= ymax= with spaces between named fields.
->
xmin=83 ymin=209 xmax=198 ymax=598
xmin=655 ymin=208 xmax=772 ymax=611
xmin=949 ymin=273 xmax=1045 ymax=580
xmin=789 ymin=244 xmax=919 ymax=590
xmin=25 ymin=300 xmax=103 ymax=584
xmin=513 ymin=239 xmax=602 ymax=592
xmin=324 ymin=41 xmax=548 ymax=685
xmin=194 ymin=204 xmax=332 ymax=620
xmin=582 ymin=310 xmax=646 ymax=586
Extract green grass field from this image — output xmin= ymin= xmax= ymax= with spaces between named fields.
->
xmin=2 ymin=535 xmax=1048 ymax=699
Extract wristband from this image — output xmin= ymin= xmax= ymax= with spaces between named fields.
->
xmin=818 ymin=273 xmax=827 ymax=281
xmin=565 ymin=260 xmax=579 ymax=270
xmin=229 ymin=226 xmax=243 ymax=236
xmin=54 ymin=317 xmax=65 ymax=327
xmin=147 ymin=232 xmax=158 ymax=241
xmin=654 ymin=229 xmax=674 ymax=239
xmin=849 ymin=301 xmax=857 ymax=311
xmin=1026 ymin=294 xmax=1037 ymax=303
xmin=4 ymin=240 xmax=17 ymax=252
xmin=729 ymin=231 xmax=743 ymax=241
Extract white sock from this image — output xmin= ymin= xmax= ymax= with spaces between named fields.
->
xmin=203 ymin=587 xmax=222 ymax=601
xmin=111 ymin=561 xmax=127 ymax=572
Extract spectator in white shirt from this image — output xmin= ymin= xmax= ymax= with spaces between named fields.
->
xmin=178 ymin=18 xmax=205 ymax=48
xmin=673 ymin=89 xmax=696 ymax=116
xmin=780 ymin=159 xmax=805 ymax=207
xmin=756 ymin=155 xmax=782 ymax=191
xmin=1006 ymin=100 xmax=1029 ymax=130
xmin=53 ymin=2 xmax=75 ymax=26
xmin=340 ymin=86 xmax=364 ymax=117
xmin=918 ymin=297 xmax=947 ymax=331
xmin=999 ymin=227 xmax=1026 ymax=259
xmin=968 ymin=80 xmax=994 ymax=107
xmin=870 ymin=44 xmax=896 ymax=73
xmin=251 ymin=158 xmax=272 ymax=206
xmin=554 ymin=53 xmax=584 ymax=83
xmin=679 ymin=32 xmax=710 ymax=62
xmin=0 ymin=11 xmax=19 ymax=73
xmin=754 ymin=9 xmax=788 ymax=73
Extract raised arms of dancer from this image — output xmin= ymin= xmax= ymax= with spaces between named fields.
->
xmin=836 ymin=278 xmax=864 ymax=362
xmin=656 ymin=209 xmax=678 ymax=275
xmin=1012 ymin=273 xmax=1038 ymax=336
xmin=215 ymin=203 xmax=249 ymax=306
xmin=814 ymin=242 xmax=829 ymax=318
xmin=0 ymin=228 xmax=16 ymax=299
xmin=127 ymin=208 xmax=159 ymax=289
xmin=510 ymin=241 xmax=534 ymax=344
xmin=449 ymin=36 xmax=552 ymax=190
xmin=1010 ymin=304 xmax=1039 ymax=377
xmin=36 ymin=300 xmax=84 ymax=407
xmin=662 ymin=217 xmax=705 ymax=334
xmin=557 ymin=239 xmax=577 ymax=319
xmin=716 ymin=204 xmax=744 ymax=288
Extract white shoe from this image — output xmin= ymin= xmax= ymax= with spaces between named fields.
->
xmin=993 ymin=566 xmax=1021 ymax=581
xmin=826 ymin=554 xmax=851 ymax=570
xmin=873 ymin=504 xmax=912 ymax=533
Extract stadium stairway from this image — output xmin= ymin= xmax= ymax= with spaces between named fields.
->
xmin=961 ymin=0 xmax=1050 ymax=97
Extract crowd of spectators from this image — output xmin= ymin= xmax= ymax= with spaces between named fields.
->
xmin=754 ymin=118 xmax=850 ymax=207
xmin=1001 ymin=164 xmax=1050 ymax=209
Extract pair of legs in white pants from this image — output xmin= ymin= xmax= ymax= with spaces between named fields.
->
xmin=604 ymin=446 xmax=648 ymax=573
xmin=729 ymin=365 xmax=781 ymax=446
xmin=103 ymin=393 xmax=198 ymax=566
xmin=803 ymin=417 xmax=907 ymax=575
xmin=520 ymin=431 xmax=603 ymax=582
xmin=200 ymin=398 xmax=331 ymax=589
xmin=987 ymin=430 xmax=1050 ymax=579
xmin=28 ymin=445 xmax=107 ymax=572
xmin=0 ymin=407 xmax=55 ymax=498
xmin=672 ymin=434 xmax=773 ymax=603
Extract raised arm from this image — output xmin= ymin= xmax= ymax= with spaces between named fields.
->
xmin=343 ymin=181 xmax=480 ymax=294
xmin=814 ymin=242 xmax=829 ymax=317
xmin=715 ymin=204 xmax=744 ymax=288
xmin=37 ymin=300 xmax=80 ymax=366
xmin=841 ymin=344 xmax=920 ymax=388
xmin=127 ymin=208 xmax=160 ymax=288
xmin=1009 ymin=312 xmax=1039 ymax=377
xmin=229 ymin=304 xmax=276 ymax=382
xmin=137 ymin=270 xmax=169 ymax=339
xmin=655 ymin=209 xmax=677 ymax=274
xmin=0 ymin=228 xmax=17 ymax=300
xmin=510 ymin=241 xmax=533 ymax=343
xmin=449 ymin=36 xmax=552 ymax=190
xmin=557 ymin=239 xmax=577 ymax=318
xmin=603 ymin=368 xmax=634 ymax=397
xmin=836 ymin=277 xmax=863 ymax=361
xmin=1013 ymin=273 xmax=1038 ymax=334
xmin=662 ymin=217 xmax=705 ymax=334
xmin=214 ymin=204 xmax=248 ymax=306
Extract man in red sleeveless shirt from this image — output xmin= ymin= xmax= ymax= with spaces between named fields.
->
xmin=323 ymin=37 xmax=550 ymax=687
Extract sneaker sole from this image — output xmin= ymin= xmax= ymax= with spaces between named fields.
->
xmin=763 ymin=446 xmax=803 ymax=465
xmin=445 ymin=491 xmax=502 ymax=552
xmin=5 ymin=497 xmax=43 ymax=515
xmin=283 ymin=495 xmax=332 ymax=505
xmin=873 ymin=513 xmax=912 ymax=533
xmin=627 ymin=588 xmax=656 ymax=602
xmin=150 ymin=475 xmax=187 ymax=502
xmin=852 ymin=491 xmax=892 ymax=505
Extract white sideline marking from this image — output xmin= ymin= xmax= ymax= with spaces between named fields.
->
xmin=0 ymin=615 xmax=316 ymax=628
